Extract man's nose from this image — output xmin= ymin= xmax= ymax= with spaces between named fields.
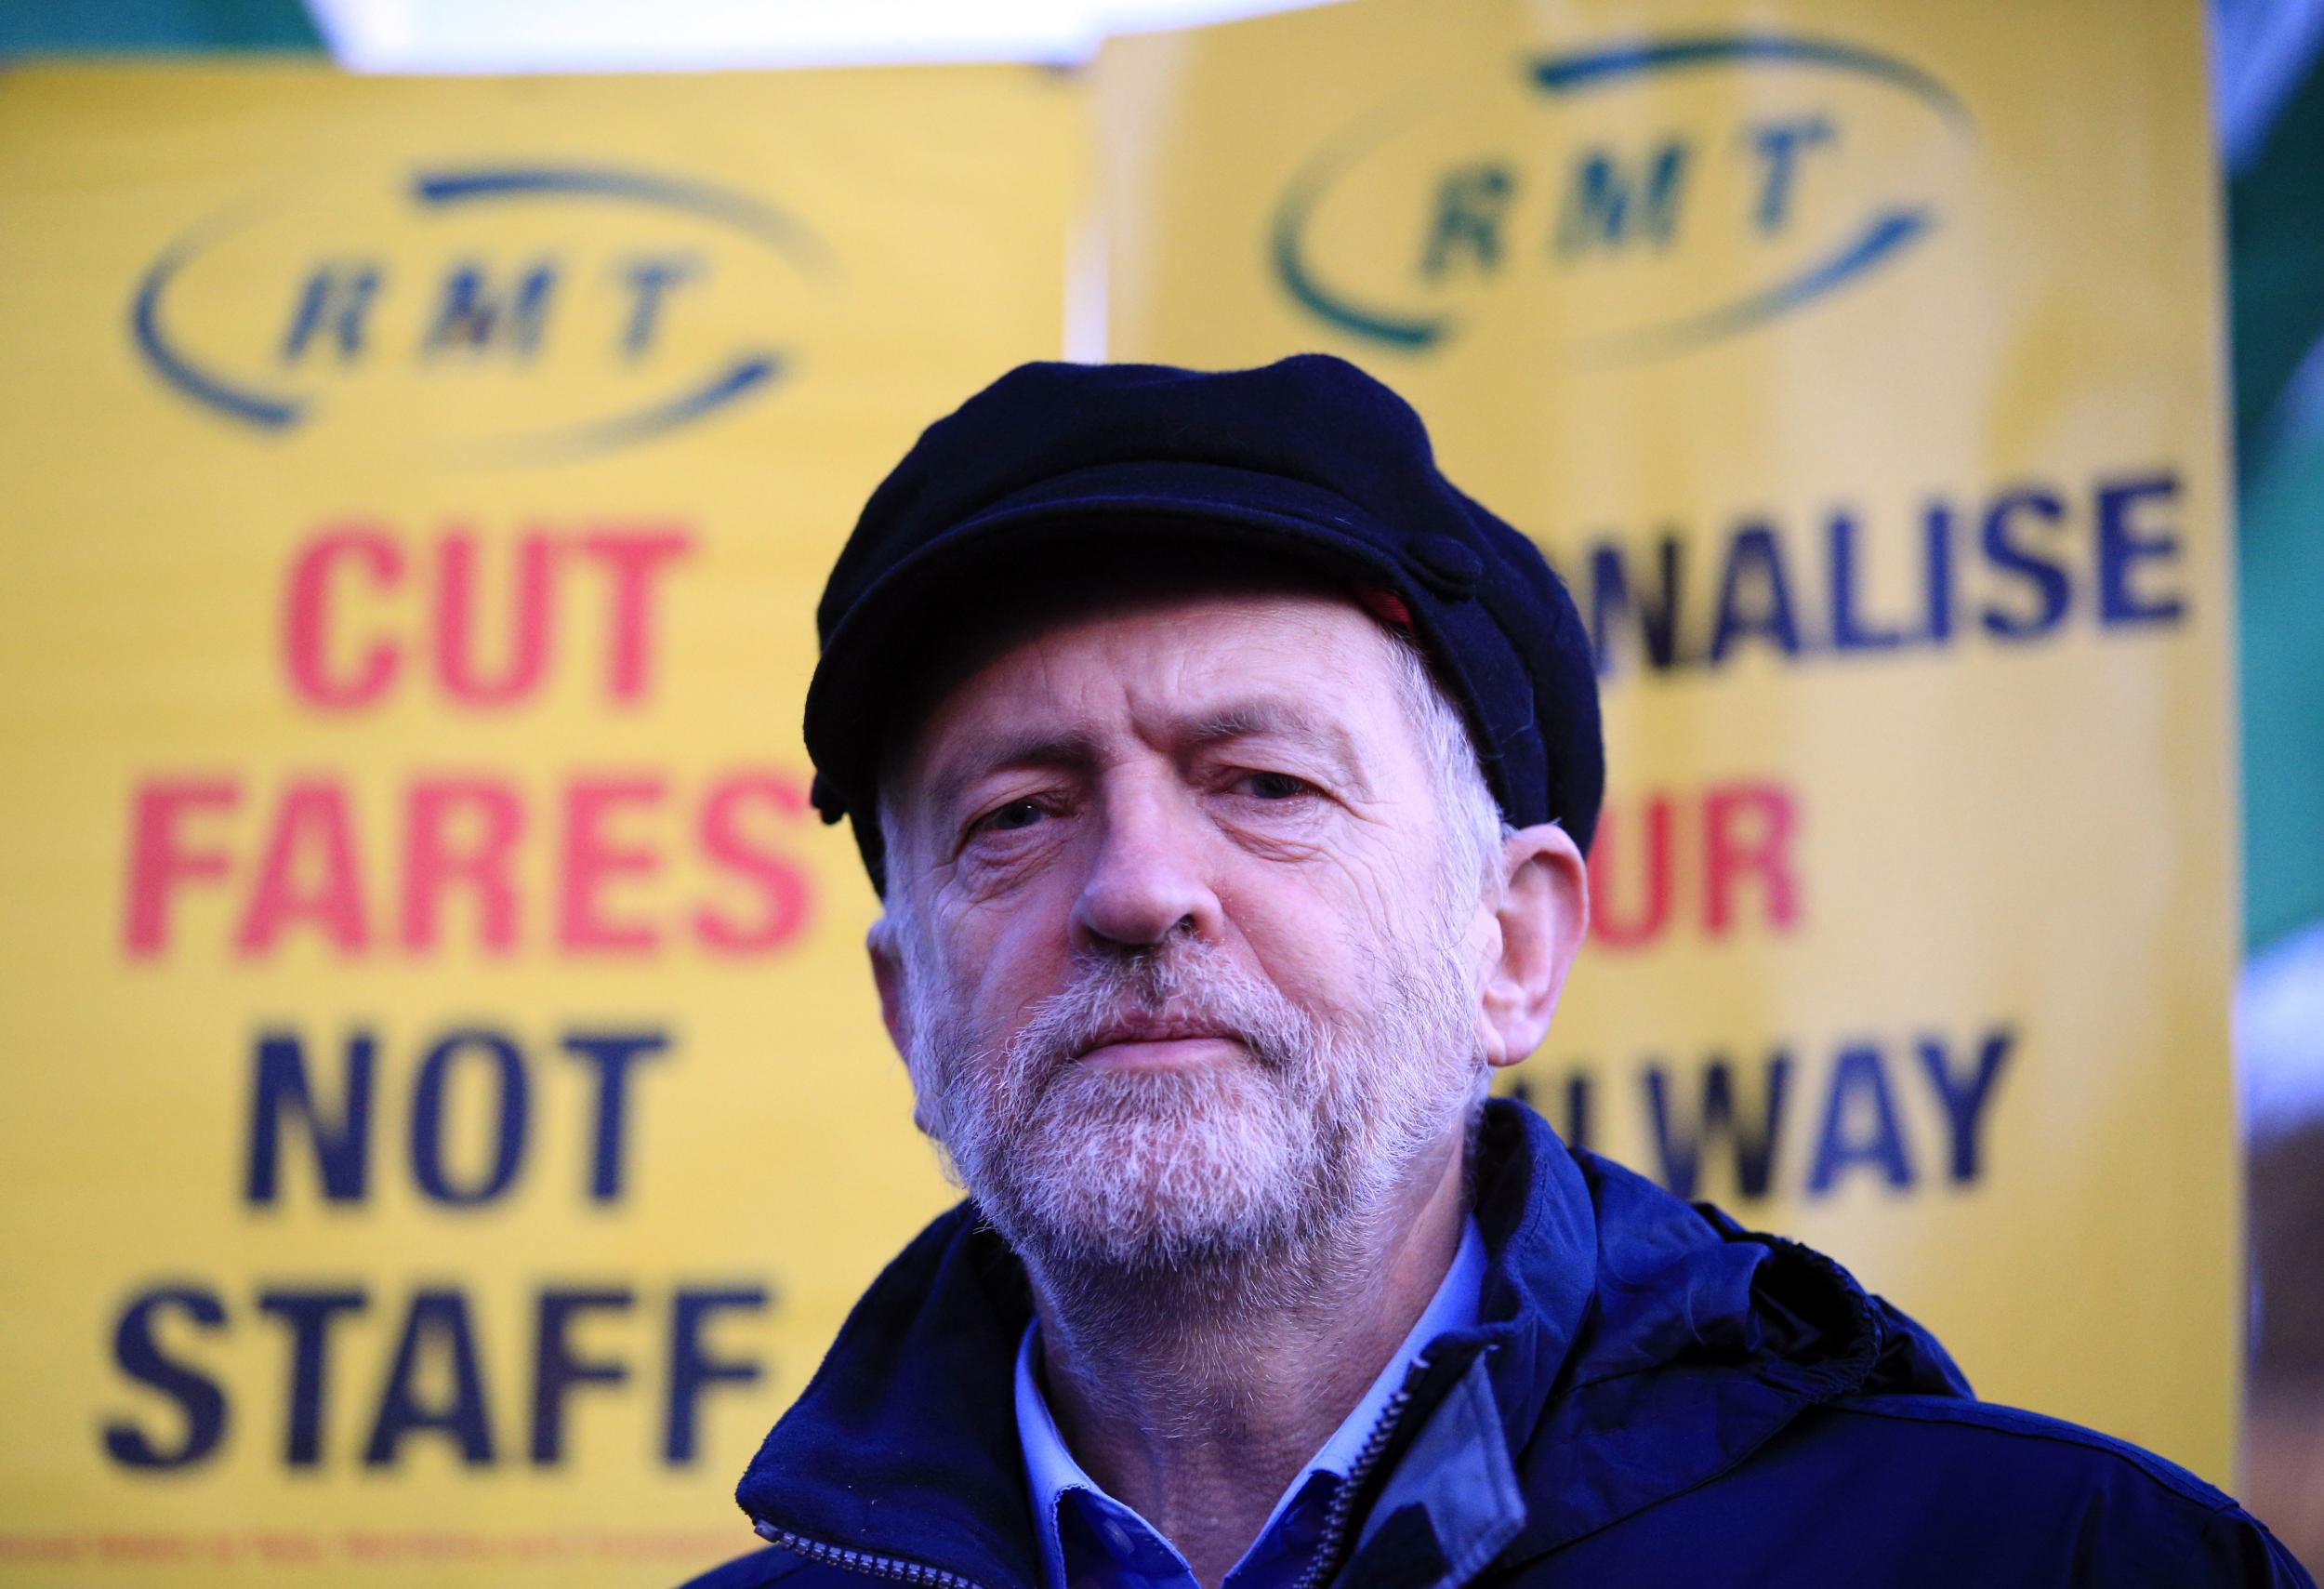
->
xmin=1070 ymin=782 xmax=1222 ymax=952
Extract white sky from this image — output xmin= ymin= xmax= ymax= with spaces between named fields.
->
xmin=306 ymin=0 xmax=1342 ymax=72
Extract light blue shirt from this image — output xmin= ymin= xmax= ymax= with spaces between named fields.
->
xmin=1013 ymin=1219 xmax=1486 ymax=1589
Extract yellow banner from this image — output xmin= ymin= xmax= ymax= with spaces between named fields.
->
xmin=0 ymin=63 xmax=1074 ymax=1585
xmin=1101 ymin=0 xmax=2238 ymax=1477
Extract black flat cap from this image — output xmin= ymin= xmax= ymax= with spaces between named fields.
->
xmin=806 ymin=353 xmax=1604 ymax=894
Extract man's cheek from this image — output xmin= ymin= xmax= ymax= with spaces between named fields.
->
xmin=974 ymin=915 xmax=1071 ymax=1012
xmin=1240 ymin=921 xmax=1355 ymax=1020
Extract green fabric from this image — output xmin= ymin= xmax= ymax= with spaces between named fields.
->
xmin=2238 ymin=424 xmax=2324 ymax=954
xmin=0 ymin=0 xmax=322 ymax=54
xmin=2231 ymin=55 xmax=2324 ymax=955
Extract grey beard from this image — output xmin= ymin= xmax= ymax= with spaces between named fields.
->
xmin=905 ymin=919 xmax=1485 ymax=1331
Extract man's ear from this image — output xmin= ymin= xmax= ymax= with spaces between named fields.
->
xmin=867 ymin=912 xmax=910 ymax=1062
xmin=1476 ymin=822 xmax=1589 ymax=1068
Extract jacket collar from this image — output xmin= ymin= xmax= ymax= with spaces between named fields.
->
xmin=1475 ymin=1107 xmax=1971 ymax=1569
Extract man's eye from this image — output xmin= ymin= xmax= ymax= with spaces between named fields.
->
xmin=1243 ymin=771 xmax=1314 ymax=801
xmin=974 ymin=799 xmax=1047 ymax=835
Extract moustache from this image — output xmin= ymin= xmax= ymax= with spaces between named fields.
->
xmin=999 ymin=947 xmax=1317 ymax=1086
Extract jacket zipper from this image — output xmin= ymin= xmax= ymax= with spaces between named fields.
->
xmin=753 ymin=1522 xmax=993 ymax=1589
xmin=1287 ymin=1350 xmax=1434 ymax=1589
xmin=758 ymin=1347 xmax=1449 ymax=1589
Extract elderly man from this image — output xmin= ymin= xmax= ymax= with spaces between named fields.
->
xmin=687 ymin=357 xmax=2307 ymax=1589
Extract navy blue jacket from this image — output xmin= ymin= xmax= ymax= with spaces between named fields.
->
xmin=685 ymin=1102 xmax=2310 ymax=1589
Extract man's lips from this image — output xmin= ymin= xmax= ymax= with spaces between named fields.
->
xmin=1072 ymin=1015 xmax=1241 ymax=1066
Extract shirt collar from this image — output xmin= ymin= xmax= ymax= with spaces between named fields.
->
xmin=1013 ymin=1216 xmax=1487 ymax=1589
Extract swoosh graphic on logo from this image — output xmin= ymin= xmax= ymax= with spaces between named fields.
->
xmin=410 ymin=166 xmax=834 ymax=271
xmin=1571 ymin=208 xmax=1932 ymax=364
xmin=1527 ymin=33 xmax=1969 ymax=127
xmin=461 ymin=352 xmax=786 ymax=466
xmin=131 ymin=204 xmax=306 ymax=430
xmin=1271 ymin=98 xmax=1449 ymax=351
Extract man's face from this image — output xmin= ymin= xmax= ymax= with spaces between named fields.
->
xmin=873 ymin=583 xmax=1495 ymax=1279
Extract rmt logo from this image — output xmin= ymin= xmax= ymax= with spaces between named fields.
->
xmin=130 ymin=166 xmax=829 ymax=463
xmin=1270 ymin=33 xmax=1973 ymax=361
xmin=277 ymin=244 xmax=693 ymax=368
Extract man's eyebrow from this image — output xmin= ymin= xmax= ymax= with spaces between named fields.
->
xmin=924 ymin=728 xmax=1102 ymax=823
xmin=1188 ymin=699 xmax=1370 ymax=793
